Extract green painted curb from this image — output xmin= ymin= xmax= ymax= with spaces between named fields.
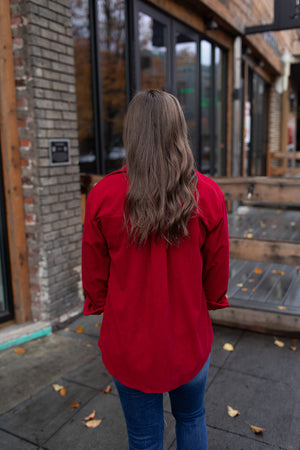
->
xmin=0 ymin=327 xmax=52 ymax=351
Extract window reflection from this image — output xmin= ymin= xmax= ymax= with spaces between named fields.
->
xmin=71 ymin=0 xmax=96 ymax=173
xmin=98 ymin=0 xmax=127 ymax=173
xmin=175 ymin=34 xmax=197 ymax=155
xmin=200 ymin=40 xmax=212 ymax=174
xmin=215 ymin=47 xmax=226 ymax=176
xmin=139 ymin=13 xmax=167 ymax=91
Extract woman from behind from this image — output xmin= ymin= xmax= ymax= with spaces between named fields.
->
xmin=82 ymin=89 xmax=230 ymax=449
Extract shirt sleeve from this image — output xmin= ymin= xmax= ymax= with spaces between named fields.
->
xmin=82 ymin=193 xmax=110 ymax=315
xmin=202 ymin=195 xmax=230 ymax=310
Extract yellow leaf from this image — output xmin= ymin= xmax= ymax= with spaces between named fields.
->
xmin=250 ymin=425 xmax=265 ymax=434
xmin=225 ymin=294 xmax=229 ymax=299
xmin=84 ymin=410 xmax=96 ymax=421
xmin=254 ymin=268 xmax=262 ymax=274
xmin=85 ymin=419 xmax=102 ymax=428
xmin=246 ymin=233 xmax=253 ymax=238
xmin=86 ymin=344 xmax=92 ymax=347
xmin=60 ymin=387 xmax=67 ymax=396
xmin=277 ymin=306 xmax=286 ymax=310
xmin=223 ymin=343 xmax=234 ymax=352
xmin=102 ymin=385 xmax=112 ymax=394
xmin=14 ymin=347 xmax=25 ymax=354
xmin=241 ymin=288 xmax=248 ymax=292
xmin=70 ymin=402 xmax=80 ymax=409
xmin=277 ymin=270 xmax=285 ymax=276
xmin=227 ymin=405 xmax=240 ymax=417
xmin=236 ymin=283 xmax=243 ymax=287
xmin=95 ymin=322 xmax=100 ymax=328
xmin=271 ymin=270 xmax=277 ymax=273
xmin=289 ymin=346 xmax=296 ymax=351
xmin=53 ymin=384 xmax=64 ymax=392
xmin=274 ymin=340 xmax=285 ymax=348
xmin=76 ymin=325 xmax=83 ymax=333
xmin=252 ymin=288 xmax=256 ymax=292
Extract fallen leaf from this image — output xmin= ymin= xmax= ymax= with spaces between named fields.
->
xmin=85 ymin=419 xmax=102 ymax=428
xmin=60 ymin=387 xmax=67 ymax=396
xmin=259 ymin=221 xmax=266 ymax=228
xmin=277 ymin=306 xmax=286 ymax=310
xmin=252 ymin=288 xmax=256 ymax=292
xmin=227 ymin=405 xmax=240 ymax=417
xmin=92 ymin=356 xmax=97 ymax=360
xmin=102 ymin=385 xmax=112 ymax=394
xmin=223 ymin=343 xmax=234 ymax=352
xmin=249 ymin=279 xmax=254 ymax=283
xmin=277 ymin=270 xmax=285 ymax=276
xmin=70 ymin=402 xmax=80 ymax=409
xmin=246 ymin=233 xmax=253 ymax=238
xmin=14 ymin=347 xmax=25 ymax=354
xmin=241 ymin=288 xmax=248 ymax=292
xmin=84 ymin=410 xmax=96 ymax=421
xmin=226 ymin=294 xmax=229 ymax=299
xmin=237 ymin=283 xmax=243 ymax=287
xmin=250 ymin=425 xmax=265 ymax=434
xmin=254 ymin=268 xmax=262 ymax=274
xmin=271 ymin=269 xmax=277 ymax=273
xmin=289 ymin=346 xmax=296 ymax=351
xmin=76 ymin=325 xmax=83 ymax=333
xmin=95 ymin=322 xmax=100 ymax=328
xmin=86 ymin=344 xmax=92 ymax=348
xmin=53 ymin=384 xmax=64 ymax=392
xmin=274 ymin=339 xmax=285 ymax=348
xmin=290 ymin=221 xmax=296 ymax=226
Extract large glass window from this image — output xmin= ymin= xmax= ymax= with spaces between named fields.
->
xmin=139 ymin=13 xmax=168 ymax=91
xmin=98 ymin=0 xmax=127 ymax=173
xmin=200 ymin=40 xmax=212 ymax=174
xmin=72 ymin=0 xmax=96 ymax=173
xmin=175 ymin=30 xmax=197 ymax=157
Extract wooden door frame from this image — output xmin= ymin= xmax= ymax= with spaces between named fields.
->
xmin=0 ymin=0 xmax=31 ymax=323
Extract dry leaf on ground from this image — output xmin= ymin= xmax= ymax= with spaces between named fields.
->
xmin=277 ymin=306 xmax=286 ymax=310
xmin=236 ymin=283 xmax=243 ymax=287
xmin=53 ymin=384 xmax=64 ymax=392
xmin=277 ymin=270 xmax=285 ymax=276
xmin=223 ymin=343 xmax=234 ymax=352
xmin=250 ymin=425 xmax=265 ymax=434
xmin=70 ymin=402 xmax=80 ymax=409
xmin=241 ymin=288 xmax=248 ymax=292
xmin=274 ymin=339 xmax=285 ymax=348
xmin=102 ymin=385 xmax=112 ymax=394
xmin=84 ymin=410 xmax=96 ymax=421
xmin=252 ymin=288 xmax=256 ymax=292
xmin=289 ymin=346 xmax=297 ymax=351
xmin=227 ymin=405 xmax=240 ymax=417
xmin=85 ymin=419 xmax=102 ymax=428
xmin=14 ymin=347 xmax=26 ymax=354
xmin=246 ymin=233 xmax=253 ymax=238
xmin=76 ymin=325 xmax=83 ymax=333
xmin=254 ymin=268 xmax=262 ymax=274
xmin=60 ymin=387 xmax=67 ymax=396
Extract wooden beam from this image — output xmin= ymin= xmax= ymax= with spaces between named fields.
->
xmin=0 ymin=0 xmax=32 ymax=323
xmin=269 ymin=151 xmax=300 ymax=160
xmin=212 ymin=177 xmax=300 ymax=204
xmin=229 ymin=237 xmax=300 ymax=265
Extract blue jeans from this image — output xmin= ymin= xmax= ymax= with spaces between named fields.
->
xmin=113 ymin=356 xmax=210 ymax=450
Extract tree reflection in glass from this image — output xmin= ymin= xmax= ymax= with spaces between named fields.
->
xmin=98 ymin=0 xmax=127 ymax=173
xmin=139 ymin=13 xmax=167 ymax=91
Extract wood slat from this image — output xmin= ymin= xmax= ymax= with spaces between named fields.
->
xmin=229 ymin=237 xmax=300 ymax=265
xmin=211 ymin=177 xmax=300 ymax=203
xmin=270 ymin=151 xmax=300 ymax=160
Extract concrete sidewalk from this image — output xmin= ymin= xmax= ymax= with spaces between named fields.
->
xmin=0 ymin=315 xmax=299 ymax=449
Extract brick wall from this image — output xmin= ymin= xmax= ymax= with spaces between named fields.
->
xmin=10 ymin=0 xmax=83 ymax=323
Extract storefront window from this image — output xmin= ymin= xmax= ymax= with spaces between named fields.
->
xmin=71 ymin=0 xmax=96 ymax=173
xmin=214 ymin=47 xmax=226 ymax=175
xmin=200 ymin=40 xmax=212 ymax=174
xmin=175 ymin=32 xmax=197 ymax=156
xmin=98 ymin=0 xmax=127 ymax=173
xmin=138 ymin=12 xmax=168 ymax=91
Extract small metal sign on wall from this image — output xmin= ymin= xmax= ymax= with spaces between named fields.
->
xmin=246 ymin=0 xmax=300 ymax=34
xmin=49 ymin=139 xmax=71 ymax=166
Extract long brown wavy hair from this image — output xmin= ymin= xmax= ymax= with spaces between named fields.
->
xmin=123 ymin=89 xmax=198 ymax=246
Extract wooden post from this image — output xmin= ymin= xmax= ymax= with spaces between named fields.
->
xmin=0 ymin=0 xmax=32 ymax=323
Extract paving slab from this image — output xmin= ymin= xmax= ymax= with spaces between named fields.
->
xmin=206 ymin=426 xmax=274 ymax=449
xmin=0 ymin=331 xmax=98 ymax=415
xmin=205 ymin=368 xmax=298 ymax=449
xmin=63 ymin=356 xmax=112 ymax=391
xmin=44 ymin=389 xmax=175 ymax=450
xmin=209 ymin=325 xmax=244 ymax=367
xmin=223 ymin=330 xmax=300 ymax=386
xmin=0 ymin=380 xmax=96 ymax=446
xmin=0 ymin=430 xmax=39 ymax=449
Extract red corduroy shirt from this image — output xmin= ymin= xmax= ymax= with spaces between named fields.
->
xmin=82 ymin=166 xmax=230 ymax=393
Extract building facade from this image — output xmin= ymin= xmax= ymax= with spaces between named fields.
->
xmin=0 ymin=0 xmax=299 ymax=327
